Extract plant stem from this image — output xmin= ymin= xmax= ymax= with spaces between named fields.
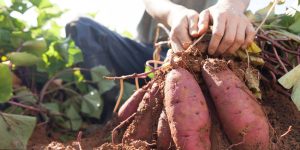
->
xmin=104 ymin=68 xmax=160 ymax=80
xmin=8 ymin=100 xmax=46 ymax=113
xmin=39 ymin=68 xmax=90 ymax=103
xmin=258 ymin=34 xmax=300 ymax=55
xmin=272 ymin=47 xmax=288 ymax=73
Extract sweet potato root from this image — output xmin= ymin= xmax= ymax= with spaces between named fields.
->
xmin=202 ymin=59 xmax=269 ymax=150
xmin=117 ymin=82 xmax=152 ymax=122
xmin=122 ymin=82 xmax=163 ymax=143
xmin=164 ymin=67 xmax=211 ymax=150
xmin=157 ymin=110 xmax=173 ymax=150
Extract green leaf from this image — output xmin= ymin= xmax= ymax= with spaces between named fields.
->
xmin=29 ymin=0 xmax=52 ymax=9
xmin=270 ymin=14 xmax=295 ymax=28
xmin=0 ymin=29 xmax=11 ymax=47
xmin=272 ymin=30 xmax=300 ymax=43
xmin=63 ymin=105 xmax=82 ymax=131
xmin=22 ymin=38 xmax=47 ymax=56
xmin=10 ymin=0 xmax=29 ymax=13
xmin=144 ymin=66 xmax=155 ymax=78
xmin=43 ymin=102 xmax=60 ymax=115
xmin=7 ymin=52 xmax=41 ymax=66
xmin=288 ymin=17 xmax=300 ymax=34
xmin=0 ymin=113 xmax=36 ymax=149
xmin=81 ymin=89 xmax=103 ymax=119
xmin=278 ymin=64 xmax=300 ymax=89
xmin=14 ymin=87 xmax=37 ymax=104
xmin=122 ymin=82 xmax=136 ymax=103
xmin=291 ymin=80 xmax=300 ymax=111
xmin=121 ymin=30 xmax=133 ymax=39
xmin=65 ymin=46 xmax=83 ymax=67
xmin=91 ymin=66 xmax=116 ymax=94
xmin=0 ymin=0 xmax=5 ymax=6
xmin=254 ymin=2 xmax=276 ymax=22
xmin=0 ymin=64 xmax=12 ymax=103
xmin=37 ymin=6 xmax=62 ymax=26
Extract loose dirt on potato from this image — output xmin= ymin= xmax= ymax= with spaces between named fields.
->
xmin=27 ymin=86 xmax=299 ymax=150
xmin=27 ymin=67 xmax=300 ymax=150
xmin=27 ymin=41 xmax=299 ymax=150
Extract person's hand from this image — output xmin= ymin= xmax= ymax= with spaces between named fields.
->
xmin=198 ymin=0 xmax=255 ymax=55
xmin=167 ymin=7 xmax=205 ymax=52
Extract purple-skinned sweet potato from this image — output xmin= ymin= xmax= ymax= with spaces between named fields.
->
xmin=202 ymin=59 xmax=269 ymax=150
xmin=157 ymin=110 xmax=173 ymax=150
xmin=164 ymin=67 xmax=211 ymax=150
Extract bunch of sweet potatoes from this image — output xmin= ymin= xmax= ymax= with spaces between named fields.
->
xmin=107 ymin=58 xmax=269 ymax=150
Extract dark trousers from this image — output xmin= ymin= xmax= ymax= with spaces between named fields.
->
xmin=65 ymin=17 xmax=167 ymax=122
xmin=66 ymin=17 xmax=166 ymax=77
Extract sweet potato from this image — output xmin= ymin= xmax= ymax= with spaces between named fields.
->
xmin=123 ymin=82 xmax=163 ymax=143
xmin=117 ymin=82 xmax=152 ymax=122
xmin=164 ymin=68 xmax=211 ymax=150
xmin=202 ymin=59 xmax=269 ymax=150
xmin=157 ymin=110 xmax=173 ymax=150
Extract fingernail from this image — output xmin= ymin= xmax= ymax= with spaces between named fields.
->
xmin=191 ymin=30 xmax=198 ymax=36
xmin=199 ymin=24 xmax=204 ymax=31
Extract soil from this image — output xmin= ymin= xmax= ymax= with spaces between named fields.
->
xmin=27 ymin=54 xmax=299 ymax=150
xmin=27 ymin=80 xmax=300 ymax=150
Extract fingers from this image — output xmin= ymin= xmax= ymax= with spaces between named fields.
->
xmin=170 ymin=18 xmax=192 ymax=52
xmin=208 ymin=13 xmax=226 ymax=55
xmin=215 ymin=18 xmax=238 ymax=55
xmin=227 ymin=21 xmax=246 ymax=54
xmin=170 ymin=38 xmax=184 ymax=53
xmin=198 ymin=10 xmax=210 ymax=35
xmin=242 ymin=24 xmax=256 ymax=49
xmin=187 ymin=12 xmax=199 ymax=38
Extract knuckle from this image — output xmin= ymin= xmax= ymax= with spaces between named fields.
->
xmin=236 ymin=38 xmax=244 ymax=44
xmin=218 ymin=12 xmax=227 ymax=18
xmin=213 ymin=31 xmax=223 ymax=39
xmin=224 ymin=38 xmax=234 ymax=44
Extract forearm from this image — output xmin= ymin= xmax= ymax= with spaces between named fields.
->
xmin=217 ymin=0 xmax=250 ymax=12
xmin=143 ymin=0 xmax=186 ymax=27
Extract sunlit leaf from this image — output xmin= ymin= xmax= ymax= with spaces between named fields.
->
xmin=91 ymin=66 xmax=116 ymax=94
xmin=0 ymin=64 xmax=12 ymax=103
xmin=10 ymin=0 xmax=29 ymax=13
xmin=272 ymin=30 xmax=300 ymax=43
xmin=278 ymin=64 xmax=300 ymax=89
xmin=254 ymin=2 xmax=276 ymax=22
xmin=288 ymin=16 xmax=300 ymax=34
xmin=291 ymin=80 xmax=300 ymax=111
xmin=7 ymin=52 xmax=41 ymax=66
xmin=0 ymin=113 xmax=36 ymax=149
xmin=121 ymin=30 xmax=133 ymax=39
xmin=74 ymin=69 xmax=84 ymax=82
xmin=29 ymin=0 xmax=52 ymax=9
xmin=22 ymin=38 xmax=47 ymax=56
xmin=145 ymin=66 xmax=155 ymax=78
xmin=37 ymin=6 xmax=62 ymax=26
xmin=247 ymin=42 xmax=262 ymax=53
xmin=0 ymin=0 xmax=5 ymax=6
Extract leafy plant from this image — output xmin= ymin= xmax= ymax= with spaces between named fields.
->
xmin=0 ymin=0 xmax=135 ymax=148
